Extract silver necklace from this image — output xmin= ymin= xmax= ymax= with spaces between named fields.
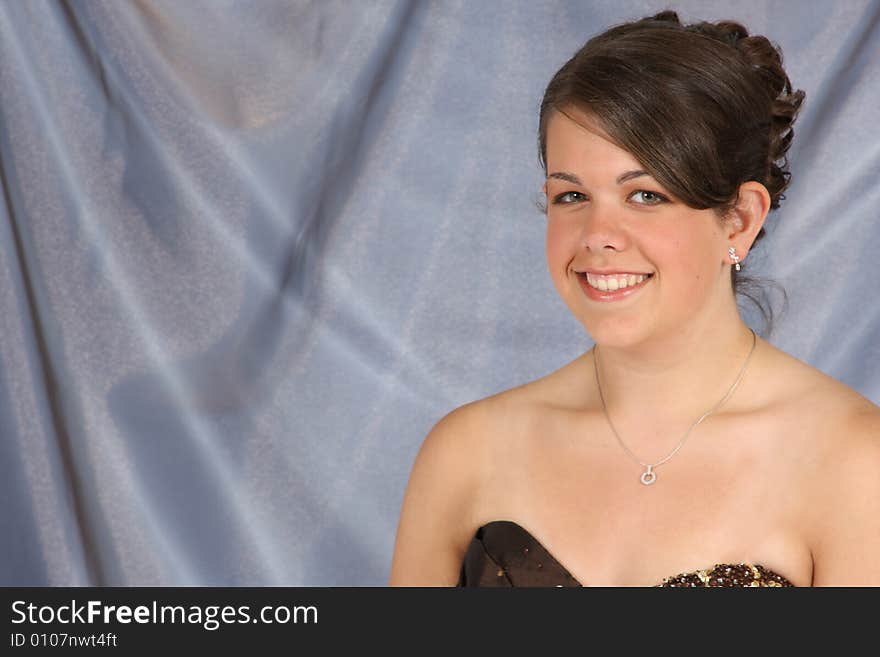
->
xmin=593 ymin=328 xmax=757 ymax=486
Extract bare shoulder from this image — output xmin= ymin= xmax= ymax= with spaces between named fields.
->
xmin=807 ymin=402 xmax=880 ymax=585
xmin=388 ymin=387 xmax=536 ymax=586
xmin=411 ymin=384 xmax=543 ymax=477
xmin=411 ymin=380 xmax=553 ymax=492
xmin=388 ymin=358 xmax=572 ymax=586
xmin=388 ymin=400 xmax=482 ymax=586
xmin=423 ymin=373 xmax=559 ymax=452
xmin=765 ymin=343 xmax=880 ymax=585
xmin=751 ymin=340 xmax=876 ymax=433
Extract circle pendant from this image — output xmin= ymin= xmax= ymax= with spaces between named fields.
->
xmin=640 ymin=467 xmax=656 ymax=485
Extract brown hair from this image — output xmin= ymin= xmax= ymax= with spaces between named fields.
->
xmin=538 ymin=11 xmax=805 ymax=334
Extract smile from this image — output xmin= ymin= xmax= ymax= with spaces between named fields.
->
xmin=577 ymin=271 xmax=654 ymax=301
xmin=584 ymin=272 xmax=651 ymax=291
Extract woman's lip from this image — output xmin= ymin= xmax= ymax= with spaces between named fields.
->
xmin=576 ymin=272 xmax=653 ymax=301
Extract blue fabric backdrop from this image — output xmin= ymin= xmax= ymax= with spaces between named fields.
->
xmin=1 ymin=0 xmax=878 ymax=585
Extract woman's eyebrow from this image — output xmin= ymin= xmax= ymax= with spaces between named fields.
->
xmin=546 ymin=170 xmax=649 ymax=185
xmin=616 ymin=170 xmax=649 ymax=184
xmin=546 ymin=171 xmax=583 ymax=185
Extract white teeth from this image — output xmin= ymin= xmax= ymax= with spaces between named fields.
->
xmin=585 ymin=273 xmax=648 ymax=291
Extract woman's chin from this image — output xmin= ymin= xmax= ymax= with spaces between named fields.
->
xmin=582 ymin=322 xmax=653 ymax=349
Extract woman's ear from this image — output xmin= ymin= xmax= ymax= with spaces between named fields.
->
xmin=725 ymin=181 xmax=771 ymax=259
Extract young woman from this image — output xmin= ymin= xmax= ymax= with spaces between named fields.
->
xmin=389 ymin=11 xmax=880 ymax=587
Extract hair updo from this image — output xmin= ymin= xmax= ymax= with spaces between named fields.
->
xmin=538 ymin=11 xmax=805 ymax=334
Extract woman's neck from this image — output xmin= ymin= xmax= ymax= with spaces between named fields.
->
xmin=591 ymin=317 xmax=758 ymax=431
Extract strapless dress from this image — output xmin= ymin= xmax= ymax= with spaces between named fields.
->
xmin=458 ymin=520 xmax=795 ymax=587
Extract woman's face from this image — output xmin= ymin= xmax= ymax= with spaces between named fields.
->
xmin=543 ymin=109 xmax=733 ymax=348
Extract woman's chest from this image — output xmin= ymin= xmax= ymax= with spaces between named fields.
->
xmin=474 ymin=404 xmax=818 ymax=586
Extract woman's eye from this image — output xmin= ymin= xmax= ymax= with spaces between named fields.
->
xmin=552 ymin=191 xmax=587 ymax=204
xmin=629 ymin=190 xmax=667 ymax=205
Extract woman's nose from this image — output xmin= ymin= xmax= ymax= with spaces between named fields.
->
xmin=579 ymin=204 xmax=628 ymax=252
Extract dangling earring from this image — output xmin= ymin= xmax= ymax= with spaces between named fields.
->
xmin=728 ymin=246 xmax=741 ymax=271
